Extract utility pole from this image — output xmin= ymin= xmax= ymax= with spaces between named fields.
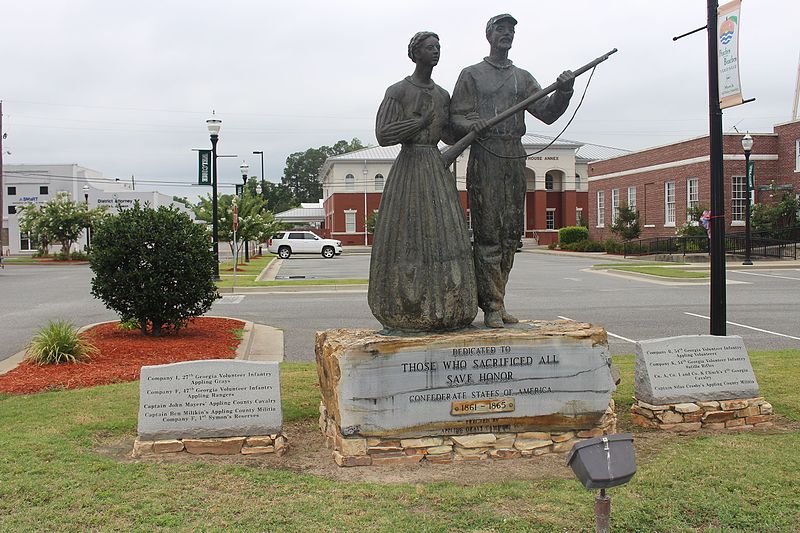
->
xmin=793 ymin=51 xmax=800 ymax=120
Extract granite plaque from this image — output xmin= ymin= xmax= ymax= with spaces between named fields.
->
xmin=635 ymin=335 xmax=759 ymax=404
xmin=138 ymin=360 xmax=282 ymax=440
xmin=317 ymin=323 xmax=615 ymax=438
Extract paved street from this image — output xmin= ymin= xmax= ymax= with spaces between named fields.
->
xmin=1 ymin=252 xmax=798 ymax=363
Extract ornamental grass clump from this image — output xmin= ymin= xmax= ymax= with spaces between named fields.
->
xmin=25 ymin=320 xmax=97 ymax=365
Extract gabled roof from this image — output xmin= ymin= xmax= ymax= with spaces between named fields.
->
xmin=275 ymin=206 xmax=325 ymax=222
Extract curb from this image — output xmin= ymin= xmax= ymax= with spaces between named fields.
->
xmin=0 ymin=317 xmax=284 ymax=376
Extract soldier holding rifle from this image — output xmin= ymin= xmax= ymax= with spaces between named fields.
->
xmin=450 ymin=14 xmax=575 ymax=328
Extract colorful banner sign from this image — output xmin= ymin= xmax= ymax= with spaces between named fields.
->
xmin=718 ymin=0 xmax=743 ymax=109
xmin=198 ymin=150 xmax=211 ymax=185
xmin=747 ymin=160 xmax=755 ymax=199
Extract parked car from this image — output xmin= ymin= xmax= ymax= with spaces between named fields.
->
xmin=268 ymin=231 xmax=343 ymax=259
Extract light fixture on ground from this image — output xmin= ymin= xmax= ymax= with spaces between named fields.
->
xmin=207 ymin=115 xmax=222 ymax=280
xmin=82 ymin=184 xmax=91 ymax=251
xmin=240 ymin=161 xmax=250 ymax=262
xmin=741 ymin=133 xmax=754 ymax=266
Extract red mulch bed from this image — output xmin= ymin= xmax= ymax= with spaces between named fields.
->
xmin=0 ymin=317 xmax=244 ymax=395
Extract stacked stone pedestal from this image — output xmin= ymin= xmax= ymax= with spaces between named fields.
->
xmin=132 ymin=433 xmax=289 ymax=457
xmin=316 ymin=320 xmax=618 ymax=467
xmin=631 ymin=397 xmax=774 ymax=431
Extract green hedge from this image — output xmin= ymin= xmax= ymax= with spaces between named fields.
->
xmin=558 ymin=226 xmax=589 ymax=245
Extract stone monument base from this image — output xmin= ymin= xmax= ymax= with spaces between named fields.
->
xmin=132 ymin=433 xmax=288 ymax=457
xmin=320 ymin=401 xmax=616 ymax=466
xmin=316 ymin=320 xmax=618 ymax=467
xmin=631 ymin=397 xmax=774 ymax=431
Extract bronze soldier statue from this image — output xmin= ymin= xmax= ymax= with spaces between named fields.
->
xmin=451 ymin=14 xmax=575 ymax=328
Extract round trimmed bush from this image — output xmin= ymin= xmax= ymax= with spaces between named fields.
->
xmin=90 ymin=203 xmax=219 ymax=336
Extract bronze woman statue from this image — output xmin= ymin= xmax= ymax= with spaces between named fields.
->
xmin=368 ymin=31 xmax=477 ymax=333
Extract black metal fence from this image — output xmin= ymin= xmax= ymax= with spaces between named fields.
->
xmin=623 ymin=232 xmax=798 ymax=260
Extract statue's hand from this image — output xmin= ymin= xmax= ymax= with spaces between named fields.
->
xmin=557 ymin=70 xmax=575 ymax=92
xmin=465 ymin=112 xmax=489 ymax=134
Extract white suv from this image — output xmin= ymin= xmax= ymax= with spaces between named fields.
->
xmin=268 ymin=231 xmax=343 ymax=259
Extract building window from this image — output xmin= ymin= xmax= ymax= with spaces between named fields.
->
xmin=575 ymin=174 xmax=581 ymax=191
xmin=39 ymin=186 xmax=49 ymax=195
xmin=374 ymin=174 xmax=384 ymax=192
xmin=545 ymin=173 xmax=554 ymax=190
xmin=345 ymin=211 xmax=356 ymax=233
xmin=732 ymin=175 xmax=747 ymax=223
xmin=576 ymin=207 xmax=583 ymax=225
xmin=7 ymin=186 xmax=16 ymax=195
xmin=611 ymin=188 xmax=620 ymax=224
xmin=546 ymin=208 xmax=556 ymax=230
xmin=345 ymin=174 xmax=355 ymax=190
xmin=664 ymin=181 xmax=676 ymax=226
xmin=596 ymin=190 xmax=605 ymax=228
xmin=8 ymin=205 xmax=16 ymax=215
xmin=627 ymin=186 xmax=636 ymax=211
xmin=465 ymin=209 xmax=472 ymax=230
xmin=796 ymin=139 xmax=800 ymax=171
xmin=20 ymin=232 xmax=35 ymax=251
xmin=686 ymin=177 xmax=699 ymax=219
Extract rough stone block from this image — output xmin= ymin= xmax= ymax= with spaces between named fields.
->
xmin=720 ymin=399 xmax=750 ymax=411
xmin=452 ymin=434 xmax=496 ymax=448
xmin=703 ymin=422 xmax=726 ymax=429
xmin=577 ymin=428 xmax=604 ymax=438
xmin=426 ymin=453 xmax=453 ymax=464
xmin=637 ymin=400 xmax=669 ymax=411
xmin=682 ymin=412 xmax=704 ymax=423
xmin=656 ymin=411 xmax=684 ymax=424
xmin=552 ymin=439 xmax=580 ymax=453
xmin=426 ymin=445 xmax=453 ymax=455
xmin=455 ymin=446 xmax=487 ymax=457
xmin=725 ymin=418 xmax=745 ymax=428
xmin=489 ymin=449 xmax=521 ymax=460
xmin=630 ymin=405 xmax=655 ymax=418
xmin=400 ymin=437 xmax=443 ymax=449
xmin=630 ymin=413 xmax=658 ymax=428
xmin=183 ymin=437 xmax=245 ymax=455
xmin=674 ymin=403 xmax=700 ymax=414
xmin=745 ymin=415 xmax=773 ymax=425
xmin=371 ymin=452 xmax=423 ymax=465
xmin=333 ymin=451 xmax=372 ymax=467
xmin=514 ymin=438 xmax=552 ymax=451
xmin=336 ymin=435 xmax=367 ymax=456
xmin=153 ymin=439 xmax=184 ymax=453
xmin=760 ymin=402 xmax=773 ymax=415
xmin=493 ymin=434 xmax=516 ymax=448
xmin=516 ymin=431 xmax=551 ymax=440
xmin=551 ymin=431 xmax=575 ymax=443
xmin=696 ymin=401 xmax=720 ymax=410
xmin=245 ymin=436 xmax=274 ymax=447
xmin=241 ymin=445 xmax=274 ymax=455
xmin=532 ymin=446 xmax=553 ymax=456
xmin=404 ymin=448 xmax=428 ymax=456
xmin=132 ymin=438 xmax=155 ymax=457
xmin=702 ymin=411 xmax=735 ymax=423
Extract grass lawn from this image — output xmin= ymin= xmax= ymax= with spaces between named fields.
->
xmin=1 ymin=352 xmax=798 ymax=531
xmin=598 ymin=265 xmax=709 ymax=279
xmin=214 ymin=255 xmax=368 ymax=288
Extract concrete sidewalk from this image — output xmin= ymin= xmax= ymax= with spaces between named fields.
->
xmin=0 ymin=319 xmax=284 ymax=376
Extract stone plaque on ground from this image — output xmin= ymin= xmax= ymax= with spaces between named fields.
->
xmin=635 ymin=335 xmax=759 ymax=405
xmin=317 ymin=321 xmax=615 ymax=438
xmin=138 ymin=360 xmax=282 ymax=440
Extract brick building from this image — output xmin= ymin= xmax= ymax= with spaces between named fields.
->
xmin=587 ymin=119 xmax=800 ymax=241
xmin=319 ymin=135 xmax=628 ymax=246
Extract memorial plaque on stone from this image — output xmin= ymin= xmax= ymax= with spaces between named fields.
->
xmin=317 ymin=321 xmax=616 ymax=439
xmin=635 ymin=335 xmax=759 ymax=405
xmin=138 ymin=360 xmax=282 ymax=440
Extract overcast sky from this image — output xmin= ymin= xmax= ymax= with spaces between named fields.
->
xmin=1 ymin=0 xmax=798 ymax=201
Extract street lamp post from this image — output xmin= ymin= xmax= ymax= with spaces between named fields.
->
xmin=207 ymin=115 xmax=222 ymax=280
xmin=253 ymin=150 xmax=264 ymax=185
xmin=82 ymin=184 xmax=90 ymax=252
xmin=741 ymin=133 xmax=754 ymax=265
xmin=363 ymin=162 xmax=368 ymax=246
xmin=240 ymin=161 xmax=250 ymax=262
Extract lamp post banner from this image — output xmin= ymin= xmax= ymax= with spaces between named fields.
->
xmin=718 ymin=0 xmax=743 ymax=109
xmin=198 ymin=150 xmax=212 ymax=185
xmin=746 ymin=160 xmax=755 ymax=192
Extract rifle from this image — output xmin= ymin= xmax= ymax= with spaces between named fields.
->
xmin=441 ymin=48 xmax=618 ymax=168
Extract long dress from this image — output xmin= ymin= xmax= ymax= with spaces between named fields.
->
xmin=368 ymin=76 xmax=478 ymax=332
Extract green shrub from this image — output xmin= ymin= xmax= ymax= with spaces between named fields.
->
xmin=610 ymin=205 xmax=641 ymax=241
xmin=560 ymin=239 xmax=605 ymax=252
xmin=90 ymin=203 xmax=219 ymax=336
xmin=24 ymin=320 xmax=97 ymax=365
xmin=54 ymin=251 xmax=88 ymax=261
xmin=547 ymin=242 xmax=558 ymax=250
xmin=603 ymin=238 xmax=623 ymax=254
xmin=117 ymin=318 xmax=140 ymax=331
xmin=558 ymin=226 xmax=589 ymax=245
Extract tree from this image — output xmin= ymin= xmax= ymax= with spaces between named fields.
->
xmin=194 ymin=191 xmax=285 ymax=260
xmin=751 ymin=192 xmax=798 ymax=238
xmin=89 ymin=202 xmax=218 ymax=336
xmin=282 ymin=138 xmax=365 ymax=203
xmin=259 ymin=180 xmax=297 ymax=214
xmin=676 ymin=205 xmax=710 ymax=237
xmin=18 ymin=191 xmax=107 ymax=259
xmin=366 ymin=211 xmax=379 ymax=235
xmin=610 ymin=204 xmax=641 ymax=241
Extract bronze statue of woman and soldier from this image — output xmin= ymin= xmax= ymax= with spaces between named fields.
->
xmin=369 ymin=14 xmax=602 ymax=334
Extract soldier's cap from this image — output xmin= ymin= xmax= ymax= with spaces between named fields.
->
xmin=486 ymin=14 xmax=517 ymax=32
